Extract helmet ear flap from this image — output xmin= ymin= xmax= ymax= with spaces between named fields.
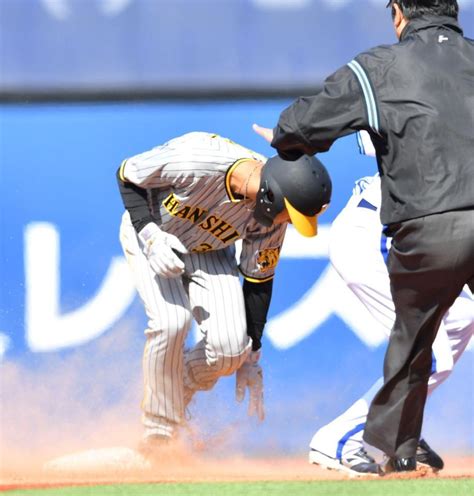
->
xmin=260 ymin=181 xmax=275 ymax=205
xmin=254 ymin=177 xmax=285 ymax=227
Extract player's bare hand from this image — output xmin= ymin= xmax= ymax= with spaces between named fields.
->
xmin=236 ymin=350 xmax=265 ymax=421
xmin=252 ymin=124 xmax=274 ymax=144
xmin=139 ymin=222 xmax=188 ymax=278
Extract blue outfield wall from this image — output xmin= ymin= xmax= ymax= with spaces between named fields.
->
xmin=0 ymin=101 xmax=472 ymax=456
xmin=1 ymin=0 xmax=473 ymax=92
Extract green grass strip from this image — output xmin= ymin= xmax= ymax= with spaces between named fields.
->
xmin=5 ymin=478 xmax=474 ymax=496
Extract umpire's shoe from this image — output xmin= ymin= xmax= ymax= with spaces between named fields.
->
xmin=416 ymin=438 xmax=444 ymax=471
xmin=383 ymin=456 xmax=417 ymax=473
xmin=309 ymin=448 xmax=381 ymax=477
xmin=382 ymin=438 xmax=444 ymax=474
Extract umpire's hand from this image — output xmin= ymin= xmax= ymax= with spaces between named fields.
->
xmin=236 ymin=350 xmax=265 ymax=421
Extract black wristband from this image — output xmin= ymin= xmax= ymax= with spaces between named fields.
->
xmin=117 ymin=167 xmax=157 ymax=233
xmin=243 ymin=278 xmax=273 ymax=351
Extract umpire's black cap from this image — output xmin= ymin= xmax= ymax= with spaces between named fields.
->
xmin=253 ymin=154 xmax=332 ymax=237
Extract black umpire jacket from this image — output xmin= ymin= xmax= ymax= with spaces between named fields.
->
xmin=272 ymin=15 xmax=474 ymax=226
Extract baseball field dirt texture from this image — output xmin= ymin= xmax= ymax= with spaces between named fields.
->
xmin=1 ymin=451 xmax=473 ymax=495
xmin=1 ymin=397 xmax=473 ymax=495
xmin=1 ymin=334 xmax=472 ymax=496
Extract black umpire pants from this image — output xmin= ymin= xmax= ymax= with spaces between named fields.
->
xmin=363 ymin=209 xmax=474 ymax=459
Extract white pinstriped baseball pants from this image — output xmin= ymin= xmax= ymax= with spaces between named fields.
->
xmin=120 ymin=213 xmax=251 ymax=438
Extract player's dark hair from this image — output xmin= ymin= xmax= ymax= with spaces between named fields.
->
xmin=386 ymin=0 xmax=458 ymax=20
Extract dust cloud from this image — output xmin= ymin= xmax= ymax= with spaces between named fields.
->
xmin=0 ymin=321 xmax=144 ymax=477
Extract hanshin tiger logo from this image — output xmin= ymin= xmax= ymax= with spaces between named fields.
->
xmin=256 ymin=247 xmax=281 ymax=272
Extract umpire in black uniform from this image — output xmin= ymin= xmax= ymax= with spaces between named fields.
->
xmin=255 ymin=0 xmax=474 ymax=472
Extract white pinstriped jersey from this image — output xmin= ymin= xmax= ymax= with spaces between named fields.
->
xmin=120 ymin=132 xmax=287 ymax=282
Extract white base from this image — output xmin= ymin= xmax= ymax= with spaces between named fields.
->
xmin=43 ymin=447 xmax=151 ymax=474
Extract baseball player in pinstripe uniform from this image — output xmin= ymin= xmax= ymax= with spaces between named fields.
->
xmin=117 ymin=132 xmax=331 ymax=455
xmin=308 ymin=133 xmax=474 ymax=476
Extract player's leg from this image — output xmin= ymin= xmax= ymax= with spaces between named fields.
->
xmin=308 ymin=208 xmax=388 ymax=474
xmin=309 ymin=383 xmax=382 ymax=475
xmin=183 ymin=247 xmax=251 ymax=403
xmin=329 ymin=208 xmax=395 ymax=335
xmin=309 ymin=208 xmax=471 ymax=473
xmin=120 ymin=212 xmax=192 ymax=441
xmin=364 ymin=211 xmax=473 ymax=465
xmin=310 ymin=291 xmax=473 ymax=474
xmin=331 ymin=208 xmax=473 ymax=395
xmin=428 ymin=287 xmax=474 ymax=389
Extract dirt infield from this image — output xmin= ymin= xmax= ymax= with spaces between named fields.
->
xmin=1 ymin=359 xmax=472 ymax=492
xmin=1 ymin=454 xmax=472 ymax=491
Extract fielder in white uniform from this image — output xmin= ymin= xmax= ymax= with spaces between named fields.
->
xmin=117 ymin=132 xmax=331 ymax=454
xmin=308 ymin=132 xmax=474 ymax=476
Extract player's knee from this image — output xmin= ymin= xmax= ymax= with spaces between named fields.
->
xmin=212 ymin=347 xmax=250 ymax=377
xmin=145 ymin=307 xmax=193 ymax=337
xmin=205 ymin=332 xmax=251 ymax=376
xmin=206 ymin=319 xmax=247 ymax=353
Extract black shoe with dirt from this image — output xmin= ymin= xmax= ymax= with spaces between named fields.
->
xmin=416 ymin=438 xmax=444 ymax=471
xmin=383 ymin=455 xmax=417 ymax=473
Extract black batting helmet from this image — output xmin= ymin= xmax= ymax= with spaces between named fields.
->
xmin=253 ymin=154 xmax=332 ymax=237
